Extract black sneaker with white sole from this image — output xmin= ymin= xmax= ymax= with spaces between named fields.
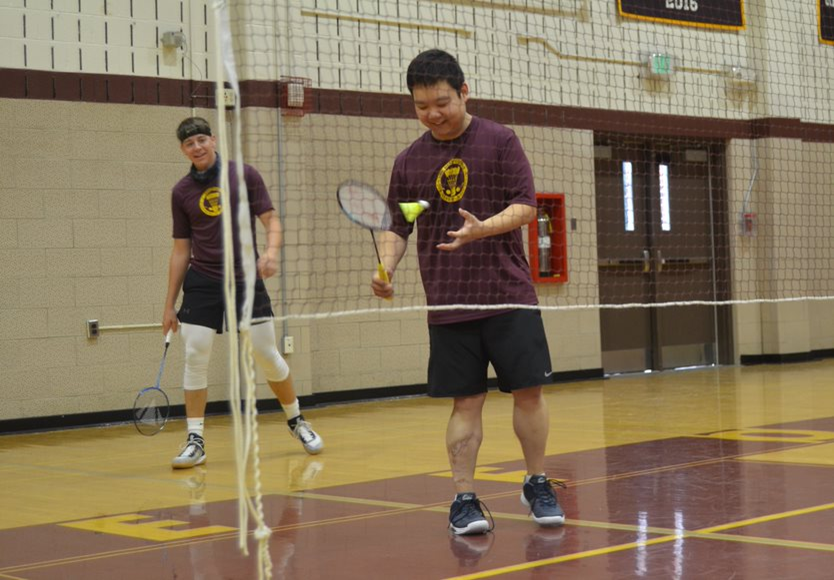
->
xmin=449 ymin=493 xmax=494 ymax=535
xmin=521 ymin=475 xmax=566 ymax=526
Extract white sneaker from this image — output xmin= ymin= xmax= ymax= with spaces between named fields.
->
xmin=289 ymin=417 xmax=323 ymax=455
xmin=172 ymin=433 xmax=207 ymax=469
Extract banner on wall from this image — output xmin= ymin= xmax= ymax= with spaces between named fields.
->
xmin=821 ymin=0 xmax=834 ymax=45
xmin=618 ymin=0 xmax=745 ymax=30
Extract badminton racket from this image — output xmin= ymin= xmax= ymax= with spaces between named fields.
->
xmin=336 ymin=180 xmax=394 ymax=298
xmin=132 ymin=330 xmax=173 ymax=436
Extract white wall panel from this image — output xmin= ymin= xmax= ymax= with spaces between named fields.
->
xmin=132 ymin=21 xmax=159 ymax=49
xmin=79 ymin=0 xmax=105 ymax=16
xmin=79 ymin=15 xmax=106 ymax=44
xmin=53 ymin=13 xmax=79 ymax=43
xmin=106 ymin=0 xmax=131 ymax=18
xmin=132 ymin=47 xmax=159 ymax=76
xmin=131 ymin=0 xmax=157 ymax=21
xmin=80 ymin=45 xmax=107 ymax=72
xmin=158 ymin=0 xmax=182 ymax=22
xmin=0 ymin=8 xmax=23 ymax=38
xmin=24 ymin=39 xmax=53 ymax=69
xmin=24 ymin=10 xmax=52 ymax=40
xmin=107 ymin=45 xmax=133 ymax=74
xmin=52 ymin=0 xmax=77 ymax=13
xmin=107 ymin=19 xmax=132 ymax=47
xmin=0 ymin=37 xmax=25 ymax=67
xmin=53 ymin=44 xmax=80 ymax=71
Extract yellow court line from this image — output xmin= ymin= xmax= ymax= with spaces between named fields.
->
xmin=444 ymin=502 xmax=834 ymax=579
xmin=446 ymin=535 xmax=680 ymax=579
xmin=691 ymin=530 xmax=834 ymax=553
xmin=698 ymin=501 xmax=834 ymax=535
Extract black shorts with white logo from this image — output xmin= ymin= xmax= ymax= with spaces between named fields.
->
xmin=427 ymin=309 xmax=552 ymax=397
xmin=177 ymin=267 xmax=274 ymax=334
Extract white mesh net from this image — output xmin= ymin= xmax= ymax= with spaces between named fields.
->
xmin=208 ymin=0 xmax=834 ymax=575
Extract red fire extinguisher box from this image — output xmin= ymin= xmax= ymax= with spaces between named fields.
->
xmin=527 ymin=193 xmax=568 ymax=284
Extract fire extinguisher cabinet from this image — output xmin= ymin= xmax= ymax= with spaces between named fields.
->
xmin=528 ymin=193 xmax=568 ymax=284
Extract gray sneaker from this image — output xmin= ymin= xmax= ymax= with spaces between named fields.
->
xmin=172 ymin=433 xmax=206 ymax=469
xmin=289 ymin=416 xmax=323 ymax=455
xmin=521 ymin=475 xmax=566 ymax=526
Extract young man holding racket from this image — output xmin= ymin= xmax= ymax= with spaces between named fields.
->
xmin=163 ymin=116 xmax=323 ymax=469
xmin=372 ymin=49 xmax=564 ymax=535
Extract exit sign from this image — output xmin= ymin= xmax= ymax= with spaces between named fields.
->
xmin=648 ymin=53 xmax=673 ymax=76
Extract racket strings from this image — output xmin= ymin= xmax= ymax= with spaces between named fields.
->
xmin=133 ymin=389 xmax=169 ymax=435
xmin=337 ymin=181 xmax=392 ymax=231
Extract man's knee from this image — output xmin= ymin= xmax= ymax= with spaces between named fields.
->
xmin=250 ymin=322 xmax=289 ymax=382
xmin=181 ymin=323 xmax=214 ymax=390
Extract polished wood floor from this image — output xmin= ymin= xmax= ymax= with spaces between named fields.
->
xmin=3 ymin=360 xmax=834 ymax=578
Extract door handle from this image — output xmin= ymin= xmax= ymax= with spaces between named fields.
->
xmin=656 ymin=249 xmax=664 ymax=273
xmin=642 ymin=249 xmax=651 ymax=273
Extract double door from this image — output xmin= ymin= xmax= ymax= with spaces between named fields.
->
xmin=594 ymin=137 xmax=732 ymax=374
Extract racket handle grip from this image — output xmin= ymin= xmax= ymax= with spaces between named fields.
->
xmin=377 ymin=263 xmax=393 ymax=302
xmin=165 ymin=329 xmax=174 ymax=344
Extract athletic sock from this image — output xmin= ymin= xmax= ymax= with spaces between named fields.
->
xmin=187 ymin=418 xmax=205 ymax=438
xmin=283 ymin=399 xmax=301 ymax=422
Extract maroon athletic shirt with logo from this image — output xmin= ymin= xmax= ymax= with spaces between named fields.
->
xmin=387 ymin=116 xmax=539 ymax=325
xmin=171 ymin=161 xmax=273 ymax=280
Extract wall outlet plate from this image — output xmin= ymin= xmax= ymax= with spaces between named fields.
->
xmin=222 ymin=88 xmax=236 ymax=108
xmin=283 ymin=336 xmax=294 ymax=354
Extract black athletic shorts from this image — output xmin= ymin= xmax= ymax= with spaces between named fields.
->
xmin=177 ymin=267 xmax=274 ymax=334
xmin=427 ymin=309 xmax=552 ymax=397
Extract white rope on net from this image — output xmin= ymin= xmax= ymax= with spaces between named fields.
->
xmin=268 ymin=295 xmax=834 ymax=323
xmin=213 ymin=2 xmax=272 ymax=578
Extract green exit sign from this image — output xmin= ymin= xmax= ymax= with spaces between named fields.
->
xmin=648 ymin=53 xmax=674 ymax=76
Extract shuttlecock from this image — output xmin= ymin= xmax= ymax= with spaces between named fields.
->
xmin=399 ymin=200 xmax=430 ymax=223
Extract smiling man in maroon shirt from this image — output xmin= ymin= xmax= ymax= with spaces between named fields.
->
xmin=162 ymin=117 xmax=323 ymax=469
xmin=372 ymin=49 xmax=565 ymax=536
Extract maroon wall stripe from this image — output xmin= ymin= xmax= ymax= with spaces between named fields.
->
xmin=1 ymin=68 xmax=832 ymax=143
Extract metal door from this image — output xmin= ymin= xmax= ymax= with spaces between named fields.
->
xmin=595 ymin=137 xmax=731 ymax=374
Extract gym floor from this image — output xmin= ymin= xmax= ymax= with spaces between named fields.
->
xmin=3 ymin=360 xmax=834 ymax=579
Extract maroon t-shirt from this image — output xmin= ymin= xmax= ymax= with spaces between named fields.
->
xmin=387 ymin=116 xmax=539 ymax=325
xmin=171 ymin=161 xmax=273 ymax=280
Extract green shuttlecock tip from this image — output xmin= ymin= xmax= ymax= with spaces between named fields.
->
xmin=399 ymin=200 xmax=430 ymax=223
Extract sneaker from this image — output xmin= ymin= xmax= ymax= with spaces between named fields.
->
xmin=449 ymin=493 xmax=493 ymax=536
xmin=172 ymin=433 xmax=206 ymax=469
xmin=520 ymin=475 xmax=566 ymax=526
xmin=288 ymin=416 xmax=323 ymax=455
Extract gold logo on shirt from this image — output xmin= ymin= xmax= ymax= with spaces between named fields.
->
xmin=199 ymin=187 xmax=222 ymax=217
xmin=436 ymin=159 xmax=468 ymax=203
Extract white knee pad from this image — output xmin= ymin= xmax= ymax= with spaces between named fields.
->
xmin=250 ymin=321 xmax=290 ymax=382
xmin=180 ymin=323 xmax=215 ymax=391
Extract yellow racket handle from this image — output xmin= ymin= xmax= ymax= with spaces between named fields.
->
xmin=377 ymin=262 xmax=393 ymax=301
